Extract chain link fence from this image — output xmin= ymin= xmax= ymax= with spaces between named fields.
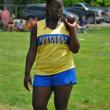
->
xmin=0 ymin=4 xmax=25 ymax=18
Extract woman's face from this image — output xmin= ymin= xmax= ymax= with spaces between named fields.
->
xmin=47 ymin=0 xmax=64 ymax=19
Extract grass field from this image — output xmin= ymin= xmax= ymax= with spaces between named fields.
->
xmin=0 ymin=27 xmax=110 ymax=110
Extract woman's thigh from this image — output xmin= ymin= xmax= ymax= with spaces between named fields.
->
xmin=32 ymin=86 xmax=53 ymax=107
xmin=54 ymin=85 xmax=73 ymax=110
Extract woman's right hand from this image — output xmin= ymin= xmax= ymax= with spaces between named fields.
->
xmin=24 ymin=24 xmax=37 ymax=91
xmin=24 ymin=74 xmax=32 ymax=91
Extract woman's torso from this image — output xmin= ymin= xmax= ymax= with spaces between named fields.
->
xmin=35 ymin=20 xmax=75 ymax=75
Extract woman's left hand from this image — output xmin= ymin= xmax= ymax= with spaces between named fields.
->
xmin=63 ymin=18 xmax=78 ymax=31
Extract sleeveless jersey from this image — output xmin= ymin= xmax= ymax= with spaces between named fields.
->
xmin=35 ymin=20 xmax=75 ymax=75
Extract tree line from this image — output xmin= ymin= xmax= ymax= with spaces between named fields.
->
xmin=0 ymin=0 xmax=110 ymax=6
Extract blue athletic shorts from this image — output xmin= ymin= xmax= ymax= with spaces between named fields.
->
xmin=33 ymin=68 xmax=77 ymax=87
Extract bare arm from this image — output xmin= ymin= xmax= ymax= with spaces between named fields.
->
xmin=24 ymin=24 xmax=37 ymax=91
xmin=64 ymin=19 xmax=80 ymax=53
xmin=68 ymin=26 xmax=80 ymax=53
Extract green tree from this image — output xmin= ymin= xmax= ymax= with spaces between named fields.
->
xmin=92 ymin=0 xmax=110 ymax=6
xmin=84 ymin=0 xmax=92 ymax=4
xmin=3 ymin=0 xmax=13 ymax=4
xmin=64 ymin=0 xmax=81 ymax=6
xmin=1 ymin=0 xmax=110 ymax=6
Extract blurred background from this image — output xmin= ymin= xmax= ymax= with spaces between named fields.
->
xmin=0 ymin=0 xmax=110 ymax=110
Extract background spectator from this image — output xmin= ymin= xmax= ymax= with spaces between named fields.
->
xmin=0 ymin=9 xmax=2 ymax=28
xmin=1 ymin=6 xmax=11 ymax=31
xmin=79 ymin=16 xmax=89 ymax=33
xmin=0 ymin=9 xmax=2 ymax=21
xmin=23 ymin=17 xmax=33 ymax=32
xmin=7 ymin=17 xmax=15 ymax=31
xmin=16 ymin=19 xmax=24 ymax=31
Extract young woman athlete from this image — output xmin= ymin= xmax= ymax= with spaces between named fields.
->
xmin=24 ymin=0 xmax=80 ymax=110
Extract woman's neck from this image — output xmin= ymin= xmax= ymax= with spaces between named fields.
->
xmin=46 ymin=17 xmax=62 ymax=29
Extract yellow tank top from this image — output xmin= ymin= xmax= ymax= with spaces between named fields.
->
xmin=35 ymin=20 xmax=75 ymax=75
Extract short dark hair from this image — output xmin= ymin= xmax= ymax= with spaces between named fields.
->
xmin=46 ymin=0 xmax=63 ymax=5
xmin=46 ymin=0 xmax=53 ymax=4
